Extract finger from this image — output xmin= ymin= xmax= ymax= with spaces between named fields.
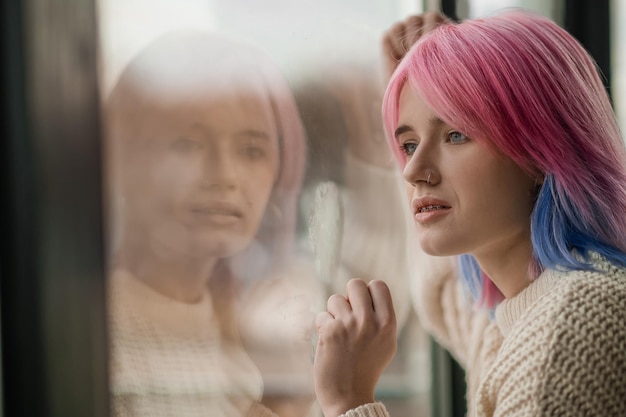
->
xmin=315 ymin=310 xmax=333 ymax=332
xmin=381 ymin=35 xmax=397 ymax=64
xmin=368 ymin=280 xmax=396 ymax=325
xmin=382 ymin=35 xmax=401 ymax=81
xmin=403 ymin=15 xmax=424 ymax=52
xmin=385 ymin=21 xmax=407 ymax=61
xmin=326 ymin=293 xmax=351 ymax=318
xmin=423 ymin=11 xmax=449 ymax=34
xmin=345 ymin=279 xmax=374 ymax=317
xmin=423 ymin=10 xmax=445 ymax=23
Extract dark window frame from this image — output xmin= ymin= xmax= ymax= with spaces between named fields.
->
xmin=1 ymin=0 xmax=109 ymax=416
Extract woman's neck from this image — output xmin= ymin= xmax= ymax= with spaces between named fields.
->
xmin=473 ymin=230 xmax=535 ymax=299
xmin=114 ymin=234 xmax=218 ymax=304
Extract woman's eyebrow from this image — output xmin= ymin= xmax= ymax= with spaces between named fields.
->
xmin=236 ymin=129 xmax=272 ymax=141
xmin=394 ymin=124 xmax=413 ymax=139
xmin=428 ymin=116 xmax=445 ymax=128
xmin=394 ymin=117 xmax=445 ymax=139
xmin=190 ymin=122 xmax=272 ymax=141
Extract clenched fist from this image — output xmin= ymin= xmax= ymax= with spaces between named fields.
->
xmin=382 ymin=11 xmax=450 ymax=82
xmin=313 ymin=279 xmax=397 ymax=417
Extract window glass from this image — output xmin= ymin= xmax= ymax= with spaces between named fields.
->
xmin=462 ymin=0 xmax=563 ymax=21
xmin=612 ymin=0 xmax=626 ymax=131
xmin=97 ymin=1 xmax=432 ymax=416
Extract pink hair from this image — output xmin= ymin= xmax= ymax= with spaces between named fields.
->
xmin=383 ymin=9 xmax=626 ymax=306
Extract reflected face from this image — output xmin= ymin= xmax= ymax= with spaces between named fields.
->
xmin=122 ymin=89 xmax=280 ymax=259
xmin=395 ymin=86 xmax=536 ymax=259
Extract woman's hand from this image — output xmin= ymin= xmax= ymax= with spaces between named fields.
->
xmin=382 ymin=11 xmax=450 ymax=82
xmin=313 ymin=279 xmax=397 ymax=417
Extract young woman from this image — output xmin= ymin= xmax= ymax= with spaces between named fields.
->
xmin=313 ymin=9 xmax=626 ymax=417
xmin=104 ymin=31 xmax=323 ymax=417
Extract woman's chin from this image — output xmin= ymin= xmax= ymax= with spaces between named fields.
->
xmin=168 ymin=236 xmax=254 ymax=261
xmin=418 ymin=238 xmax=458 ymax=257
xmin=198 ymin=239 xmax=252 ymax=259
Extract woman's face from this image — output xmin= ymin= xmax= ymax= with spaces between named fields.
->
xmin=395 ymin=86 xmax=536 ymax=260
xmin=121 ymin=88 xmax=280 ymax=260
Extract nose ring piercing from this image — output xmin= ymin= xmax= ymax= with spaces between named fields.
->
xmin=427 ymin=172 xmax=432 ymax=184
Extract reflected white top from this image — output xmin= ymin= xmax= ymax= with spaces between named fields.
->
xmin=108 ymin=269 xmax=263 ymax=417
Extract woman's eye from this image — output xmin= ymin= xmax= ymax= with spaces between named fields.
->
xmin=448 ymin=131 xmax=468 ymax=144
xmin=241 ymin=145 xmax=265 ymax=159
xmin=171 ymin=137 xmax=202 ymax=152
xmin=399 ymin=142 xmax=418 ymax=156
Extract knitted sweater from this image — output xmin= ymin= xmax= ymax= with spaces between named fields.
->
xmin=339 ymin=252 xmax=626 ymax=417
xmin=108 ymin=269 xmax=279 ymax=417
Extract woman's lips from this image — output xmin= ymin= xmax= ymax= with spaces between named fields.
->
xmin=412 ymin=197 xmax=451 ymax=224
xmin=191 ymin=207 xmax=242 ymax=216
xmin=189 ymin=202 xmax=244 ymax=225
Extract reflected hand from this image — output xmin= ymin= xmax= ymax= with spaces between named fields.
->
xmin=382 ymin=11 xmax=450 ymax=82
xmin=313 ymin=279 xmax=397 ymax=417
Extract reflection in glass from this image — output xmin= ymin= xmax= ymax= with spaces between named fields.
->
xmin=104 ymin=31 xmax=323 ymax=417
xmin=291 ymin=20 xmax=432 ymax=415
xmin=99 ymin=1 xmax=432 ymax=416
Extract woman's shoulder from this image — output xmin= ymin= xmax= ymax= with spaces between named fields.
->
xmin=486 ymin=259 xmax=626 ymax=416
xmin=556 ymin=253 xmax=626 ymax=304
xmin=500 ymin=255 xmax=626 ymax=341
xmin=533 ymin=257 xmax=626 ymax=414
xmin=535 ymin=255 xmax=626 ymax=318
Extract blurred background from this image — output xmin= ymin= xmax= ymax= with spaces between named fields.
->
xmin=1 ymin=0 xmax=623 ymax=416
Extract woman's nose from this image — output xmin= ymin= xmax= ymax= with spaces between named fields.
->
xmin=402 ymin=147 xmax=438 ymax=186
xmin=201 ymin=148 xmax=238 ymax=190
